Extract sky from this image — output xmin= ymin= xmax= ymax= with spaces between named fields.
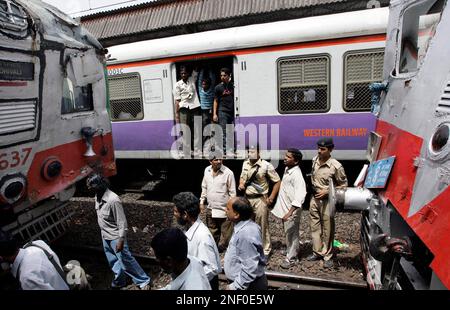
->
xmin=42 ymin=0 xmax=154 ymax=17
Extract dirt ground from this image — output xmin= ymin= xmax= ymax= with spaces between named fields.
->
xmin=55 ymin=193 xmax=365 ymax=289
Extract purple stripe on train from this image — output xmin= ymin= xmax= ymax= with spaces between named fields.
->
xmin=111 ymin=113 xmax=376 ymax=151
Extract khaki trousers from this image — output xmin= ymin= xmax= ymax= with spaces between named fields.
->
xmin=283 ymin=207 xmax=301 ymax=261
xmin=309 ymin=197 xmax=335 ymax=261
xmin=248 ymin=197 xmax=271 ymax=256
xmin=205 ymin=209 xmax=234 ymax=249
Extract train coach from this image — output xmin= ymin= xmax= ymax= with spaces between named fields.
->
xmin=106 ymin=6 xmax=388 ymax=170
xmin=0 ymin=0 xmax=115 ymax=242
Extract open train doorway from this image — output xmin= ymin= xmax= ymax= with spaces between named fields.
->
xmin=172 ymin=57 xmax=235 ymax=156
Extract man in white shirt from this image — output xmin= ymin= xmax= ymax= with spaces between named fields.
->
xmin=173 ymin=66 xmax=201 ymax=157
xmin=0 ymin=230 xmax=68 ymax=290
xmin=151 ymin=228 xmax=211 ymax=290
xmin=173 ymin=192 xmax=221 ymax=290
xmin=200 ymin=152 xmax=236 ymax=252
xmin=271 ymin=148 xmax=307 ymax=269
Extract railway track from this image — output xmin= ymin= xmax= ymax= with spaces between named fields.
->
xmin=53 ymin=244 xmax=367 ymax=290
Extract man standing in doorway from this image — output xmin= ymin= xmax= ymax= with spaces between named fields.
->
xmin=307 ymin=137 xmax=347 ymax=268
xmin=238 ymin=144 xmax=281 ymax=258
xmin=173 ymin=66 xmax=201 ymax=157
xmin=213 ymin=68 xmax=234 ymax=155
xmin=197 ymin=67 xmax=216 ymax=148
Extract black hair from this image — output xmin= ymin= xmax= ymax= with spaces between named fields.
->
xmin=0 ymin=230 xmax=18 ymax=257
xmin=172 ymin=192 xmax=200 ymax=219
xmin=220 ymin=67 xmax=231 ymax=76
xmin=231 ymin=197 xmax=253 ymax=221
xmin=201 ymin=77 xmax=211 ymax=85
xmin=151 ymin=228 xmax=187 ymax=262
xmin=287 ymin=148 xmax=303 ymax=164
xmin=180 ymin=65 xmax=189 ymax=74
xmin=86 ymin=173 xmax=109 ymax=190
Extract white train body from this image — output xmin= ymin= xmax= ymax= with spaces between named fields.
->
xmin=106 ymin=7 xmax=388 ymax=161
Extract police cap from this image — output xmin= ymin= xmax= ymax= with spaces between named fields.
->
xmin=317 ymin=137 xmax=334 ymax=148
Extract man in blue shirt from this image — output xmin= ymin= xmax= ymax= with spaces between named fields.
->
xmin=224 ymin=197 xmax=267 ymax=290
xmin=197 ymin=68 xmax=215 ymax=146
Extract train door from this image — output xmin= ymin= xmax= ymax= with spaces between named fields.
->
xmin=172 ymin=57 xmax=235 ymax=154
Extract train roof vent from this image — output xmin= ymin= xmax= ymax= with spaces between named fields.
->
xmin=0 ymin=100 xmax=36 ymax=134
xmin=436 ymin=80 xmax=450 ymax=114
xmin=0 ymin=0 xmax=29 ymax=38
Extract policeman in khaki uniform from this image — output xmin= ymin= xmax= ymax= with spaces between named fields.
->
xmin=306 ymin=137 xmax=347 ymax=268
xmin=238 ymin=145 xmax=281 ymax=257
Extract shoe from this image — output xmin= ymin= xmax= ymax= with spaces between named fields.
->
xmin=140 ymin=284 xmax=151 ymax=290
xmin=323 ymin=259 xmax=334 ymax=268
xmin=280 ymin=259 xmax=293 ymax=269
xmin=306 ymin=254 xmax=321 ymax=261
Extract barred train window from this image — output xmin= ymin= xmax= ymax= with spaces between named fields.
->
xmin=278 ymin=55 xmax=329 ymax=113
xmin=344 ymin=50 xmax=384 ymax=112
xmin=108 ymin=73 xmax=144 ymax=121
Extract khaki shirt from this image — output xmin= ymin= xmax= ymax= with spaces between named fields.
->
xmin=240 ymin=158 xmax=280 ymax=196
xmin=311 ymin=155 xmax=348 ymax=191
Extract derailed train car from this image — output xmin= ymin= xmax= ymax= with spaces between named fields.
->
xmin=0 ymin=0 xmax=115 ymax=242
xmin=332 ymin=0 xmax=449 ymax=289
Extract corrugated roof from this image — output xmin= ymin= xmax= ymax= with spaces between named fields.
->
xmin=80 ymin=0 xmax=389 ymax=47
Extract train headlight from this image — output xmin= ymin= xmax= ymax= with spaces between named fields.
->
xmin=0 ymin=174 xmax=27 ymax=205
xmin=429 ymin=123 xmax=450 ymax=161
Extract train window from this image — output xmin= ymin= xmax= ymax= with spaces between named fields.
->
xmin=278 ymin=55 xmax=330 ymax=114
xmin=61 ymin=78 xmax=94 ymax=114
xmin=108 ymin=73 xmax=144 ymax=121
xmin=398 ymin=0 xmax=445 ymax=74
xmin=344 ymin=50 xmax=384 ymax=112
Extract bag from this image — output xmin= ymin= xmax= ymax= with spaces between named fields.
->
xmin=21 ymin=242 xmax=91 ymax=290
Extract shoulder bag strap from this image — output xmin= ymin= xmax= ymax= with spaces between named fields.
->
xmin=22 ymin=242 xmax=67 ymax=284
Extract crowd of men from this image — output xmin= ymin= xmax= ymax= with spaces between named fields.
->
xmin=173 ymin=65 xmax=235 ymax=157
xmin=0 ymin=137 xmax=347 ymax=290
